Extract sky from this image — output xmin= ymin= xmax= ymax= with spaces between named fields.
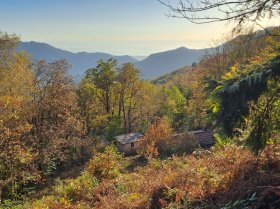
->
xmin=0 ymin=0 xmax=278 ymax=56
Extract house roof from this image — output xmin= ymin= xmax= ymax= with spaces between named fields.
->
xmin=115 ymin=133 xmax=143 ymax=145
xmin=189 ymin=130 xmax=215 ymax=147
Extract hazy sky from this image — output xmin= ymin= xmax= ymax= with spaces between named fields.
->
xmin=0 ymin=0 xmax=278 ymax=55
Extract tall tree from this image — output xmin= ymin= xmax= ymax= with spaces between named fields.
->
xmin=116 ymin=63 xmax=141 ymax=132
xmin=31 ymin=60 xmax=84 ymax=174
xmin=77 ymin=77 xmax=101 ymax=134
xmin=86 ymin=59 xmax=117 ymax=114
xmin=0 ymin=34 xmax=37 ymax=202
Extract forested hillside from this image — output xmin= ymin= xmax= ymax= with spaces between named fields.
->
xmin=135 ymin=47 xmax=208 ymax=78
xmin=1 ymin=26 xmax=279 ymax=208
xmin=1 ymin=0 xmax=280 ymax=208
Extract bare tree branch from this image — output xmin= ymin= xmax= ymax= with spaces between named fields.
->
xmin=159 ymin=0 xmax=280 ymax=32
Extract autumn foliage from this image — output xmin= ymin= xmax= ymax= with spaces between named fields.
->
xmin=86 ymin=145 xmax=123 ymax=180
xmin=141 ymin=117 xmax=172 ymax=159
xmin=1 ymin=27 xmax=280 ymax=209
xmin=22 ymin=144 xmax=280 ymax=209
xmin=0 ymin=33 xmax=85 ymax=203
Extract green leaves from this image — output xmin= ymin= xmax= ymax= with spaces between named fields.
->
xmin=209 ymin=46 xmax=280 ymax=153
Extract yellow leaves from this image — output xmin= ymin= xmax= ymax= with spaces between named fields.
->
xmin=31 ymin=196 xmax=72 ymax=209
xmin=222 ymin=65 xmax=239 ymax=80
xmin=17 ymin=147 xmax=34 ymax=164
xmin=210 ymin=98 xmax=220 ymax=113
xmin=219 ymin=36 xmax=280 ymax=84
xmin=127 ymin=192 xmax=142 ymax=201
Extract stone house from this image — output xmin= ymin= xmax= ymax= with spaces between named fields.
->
xmin=115 ymin=133 xmax=143 ymax=155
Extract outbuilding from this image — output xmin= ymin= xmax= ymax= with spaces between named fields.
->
xmin=189 ymin=130 xmax=215 ymax=148
xmin=115 ymin=133 xmax=143 ymax=155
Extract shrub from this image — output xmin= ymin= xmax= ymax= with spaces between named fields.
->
xmin=55 ymin=172 xmax=99 ymax=202
xmin=86 ymin=145 xmax=123 ymax=180
xmin=26 ymin=196 xmax=71 ymax=209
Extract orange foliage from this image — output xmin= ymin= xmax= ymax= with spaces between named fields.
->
xmin=141 ymin=117 xmax=172 ymax=159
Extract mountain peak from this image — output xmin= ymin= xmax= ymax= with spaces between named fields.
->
xmin=135 ymin=47 xmax=207 ymax=79
xmin=176 ymin=46 xmax=188 ymax=50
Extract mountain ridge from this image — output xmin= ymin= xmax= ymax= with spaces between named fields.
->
xmin=17 ymin=42 xmax=138 ymax=79
xmin=135 ymin=46 xmax=209 ymax=78
xmin=17 ymin=41 xmax=210 ymax=79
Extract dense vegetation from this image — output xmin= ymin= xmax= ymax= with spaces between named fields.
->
xmin=0 ymin=26 xmax=280 ymax=208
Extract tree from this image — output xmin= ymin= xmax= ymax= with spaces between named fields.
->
xmin=80 ymin=61 xmax=163 ymax=137
xmin=86 ymin=59 xmax=117 ymax=114
xmin=141 ymin=117 xmax=173 ymax=159
xmin=209 ymin=36 xmax=280 ymax=153
xmin=77 ymin=77 xmax=102 ymax=134
xmin=0 ymin=34 xmax=37 ymax=202
xmin=161 ymin=86 xmax=187 ymax=129
xmin=158 ymin=64 xmax=211 ymax=131
xmin=116 ymin=63 xmax=142 ymax=133
xmin=184 ymin=80 xmax=208 ymax=130
xmin=247 ymin=78 xmax=280 ymax=153
xmin=0 ymin=32 xmax=19 ymax=68
xmin=133 ymin=81 xmax=165 ymax=133
xmin=0 ymin=32 xmax=87 ymax=202
xmin=159 ymin=0 xmax=280 ymax=33
xmin=31 ymin=60 xmax=84 ymax=175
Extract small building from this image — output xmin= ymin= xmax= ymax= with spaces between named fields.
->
xmin=115 ymin=133 xmax=143 ymax=155
xmin=189 ymin=130 xmax=215 ymax=148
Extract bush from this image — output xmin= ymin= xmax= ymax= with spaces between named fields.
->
xmin=55 ymin=172 xmax=99 ymax=202
xmin=26 ymin=196 xmax=72 ymax=209
xmin=86 ymin=145 xmax=123 ymax=180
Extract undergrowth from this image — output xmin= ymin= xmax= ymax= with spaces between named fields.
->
xmin=18 ymin=144 xmax=280 ymax=209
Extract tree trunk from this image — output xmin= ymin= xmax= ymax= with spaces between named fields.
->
xmin=0 ymin=186 xmax=2 ymax=204
xmin=122 ymin=95 xmax=127 ymax=133
xmin=128 ymin=96 xmax=133 ymax=133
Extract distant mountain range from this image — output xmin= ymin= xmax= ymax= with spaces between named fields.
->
xmin=135 ymin=47 xmax=208 ymax=78
xmin=17 ymin=42 xmax=138 ymax=79
xmin=17 ymin=41 xmax=210 ymax=79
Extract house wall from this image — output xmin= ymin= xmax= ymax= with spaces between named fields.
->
xmin=116 ymin=141 xmax=141 ymax=155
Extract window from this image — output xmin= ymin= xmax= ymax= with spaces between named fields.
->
xmin=131 ymin=142 xmax=134 ymax=148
